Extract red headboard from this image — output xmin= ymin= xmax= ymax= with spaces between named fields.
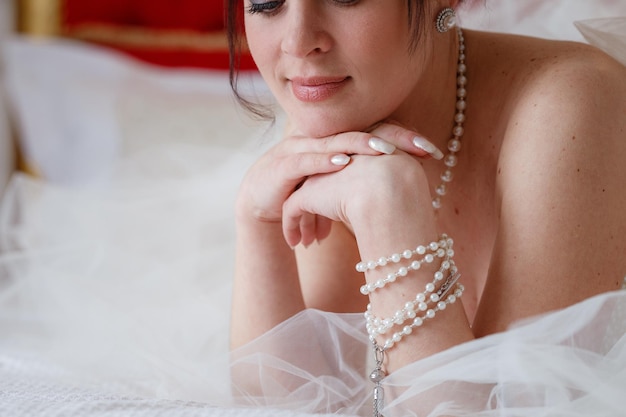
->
xmin=54 ymin=0 xmax=255 ymax=70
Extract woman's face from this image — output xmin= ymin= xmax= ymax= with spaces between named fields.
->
xmin=244 ymin=0 xmax=430 ymax=137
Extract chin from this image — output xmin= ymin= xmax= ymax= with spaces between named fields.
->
xmin=297 ymin=124 xmax=346 ymax=139
xmin=289 ymin=111 xmax=378 ymax=139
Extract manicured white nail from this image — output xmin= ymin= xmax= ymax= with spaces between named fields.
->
xmin=413 ymin=136 xmax=444 ymax=160
xmin=368 ymin=137 xmax=396 ymax=155
xmin=331 ymin=154 xmax=351 ymax=166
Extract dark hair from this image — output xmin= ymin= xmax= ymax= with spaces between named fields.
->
xmin=225 ymin=0 xmax=429 ymax=119
xmin=225 ymin=1 xmax=270 ymax=120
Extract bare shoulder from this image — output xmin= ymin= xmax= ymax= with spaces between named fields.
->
xmin=467 ymin=30 xmax=626 ymax=196
xmin=466 ymin=30 xmax=626 ymax=186
xmin=467 ymin=29 xmax=626 ymax=125
xmin=468 ymin=31 xmax=626 ymax=333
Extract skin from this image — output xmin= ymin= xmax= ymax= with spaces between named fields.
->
xmin=230 ymin=0 xmax=626 ymax=373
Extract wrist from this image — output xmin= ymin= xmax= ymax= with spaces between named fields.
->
xmin=234 ymin=186 xmax=282 ymax=226
xmin=350 ymin=196 xmax=438 ymax=268
xmin=347 ymin=157 xmax=437 ymax=251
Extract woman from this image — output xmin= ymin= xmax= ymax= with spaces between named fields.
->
xmin=228 ymin=0 xmax=626 ymax=415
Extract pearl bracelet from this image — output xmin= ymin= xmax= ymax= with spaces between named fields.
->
xmin=364 ymin=272 xmax=465 ymax=350
xmin=356 ymin=234 xmax=462 ymax=349
xmin=356 ymin=235 xmax=452 ymax=273
xmin=358 ymin=235 xmax=454 ymax=295
xmin=360 ymin=253 xmax=436 ymax=295
xmin=369 ymin=283 xmax=464 ymax=350
xmin=364 ymin=265 xmax=458 ymax=338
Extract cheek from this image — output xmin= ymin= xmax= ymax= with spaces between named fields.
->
xmin=353 ymin=40 xmax=416 ymax=106
xmin=343 ymin=14 xmax=413 ymax=81
xmin=244 ymin=19 xmax=275 ymax=73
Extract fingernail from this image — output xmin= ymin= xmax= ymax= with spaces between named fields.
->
xmin=331 ymin=154 xmax=351 ymax=166
xmin=368 ymin=137 xmax=396 ymax=155
xmin=413 ymin=136 xmax=444 ymax=160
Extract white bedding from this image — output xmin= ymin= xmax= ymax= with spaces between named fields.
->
xmin=1 ymin=1 xmax=626 ymax=416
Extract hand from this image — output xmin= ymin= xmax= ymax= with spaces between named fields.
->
xmin=236 ymin=122 xmax=442 ymax=228
xmin=280 ymin=126 xmax=440 ymax=248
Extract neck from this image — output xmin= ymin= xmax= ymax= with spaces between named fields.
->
xmin=391 ymin=29 xmax=462 ymax=153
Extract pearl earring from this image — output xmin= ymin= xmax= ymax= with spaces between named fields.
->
xmin=435 ymin=7 xmax=457 ymax=33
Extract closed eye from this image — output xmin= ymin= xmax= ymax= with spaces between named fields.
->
xmin=247 ymin=0 xmax=285 ymax=16
xmin=247 ymin=0 xmax=360 ymax=16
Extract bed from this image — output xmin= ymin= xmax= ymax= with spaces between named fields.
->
xmin=0 ymin=1 xmax=625 ymax=416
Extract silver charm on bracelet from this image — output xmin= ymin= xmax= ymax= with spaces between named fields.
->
xmin=370 ymin=345 xmax=386 ymax=417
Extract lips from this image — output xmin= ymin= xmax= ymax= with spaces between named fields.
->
xmin=290 ymin=76 xmax=350 ymax=102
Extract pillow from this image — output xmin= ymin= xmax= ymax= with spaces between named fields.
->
xmin=2 ymin=36 xmax=272 ymax=185
xmin=459 ymin=0 xmax=626 ymax=41
xmin=575 ymin=17 xmax=626 ymax=66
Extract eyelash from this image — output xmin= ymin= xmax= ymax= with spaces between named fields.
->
xmin=246 ymin=0 xmax=359 ymax=16
xmin=246 ymin=1 xmax=284 ymax=15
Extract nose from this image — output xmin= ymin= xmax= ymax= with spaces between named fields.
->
xmin=281 ymin=4 xmax=333 ymax=58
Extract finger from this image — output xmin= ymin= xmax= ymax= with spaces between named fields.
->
xmin=315 ymin=216 xmax=333 ymax=242
xmin=288 ymin=122 xmax=441 ymax=159
xmin=367 ymin=137 xmax=396 ymax=155
xmin=283 ymin=131 xmax=394 ymax=158
xmin=281 ymin=152 xmax=351 ymax=187
xmin=282 ymin=190 xmax=325 ymax=248
xmin=282 ymin=207 xmax=302 ymax=248
xmin=282 ymin=193 xmax=305 ymax=248
xmin=299 ymin=212 xmax=318 ymax=248
xmin=369 ymin=122 xmax=444 ymax=160
xmin=283 ymin=211 xmax=332 ymax=249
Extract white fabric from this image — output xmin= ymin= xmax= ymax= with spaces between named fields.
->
xmin=229 ymin=293 xmax=626 ymax=416
xmin=0 ymin=352 xmax=340 ymax=417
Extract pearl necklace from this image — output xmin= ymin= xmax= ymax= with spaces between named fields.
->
xmin=432 ymin=27 xmax=466 ymax=210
